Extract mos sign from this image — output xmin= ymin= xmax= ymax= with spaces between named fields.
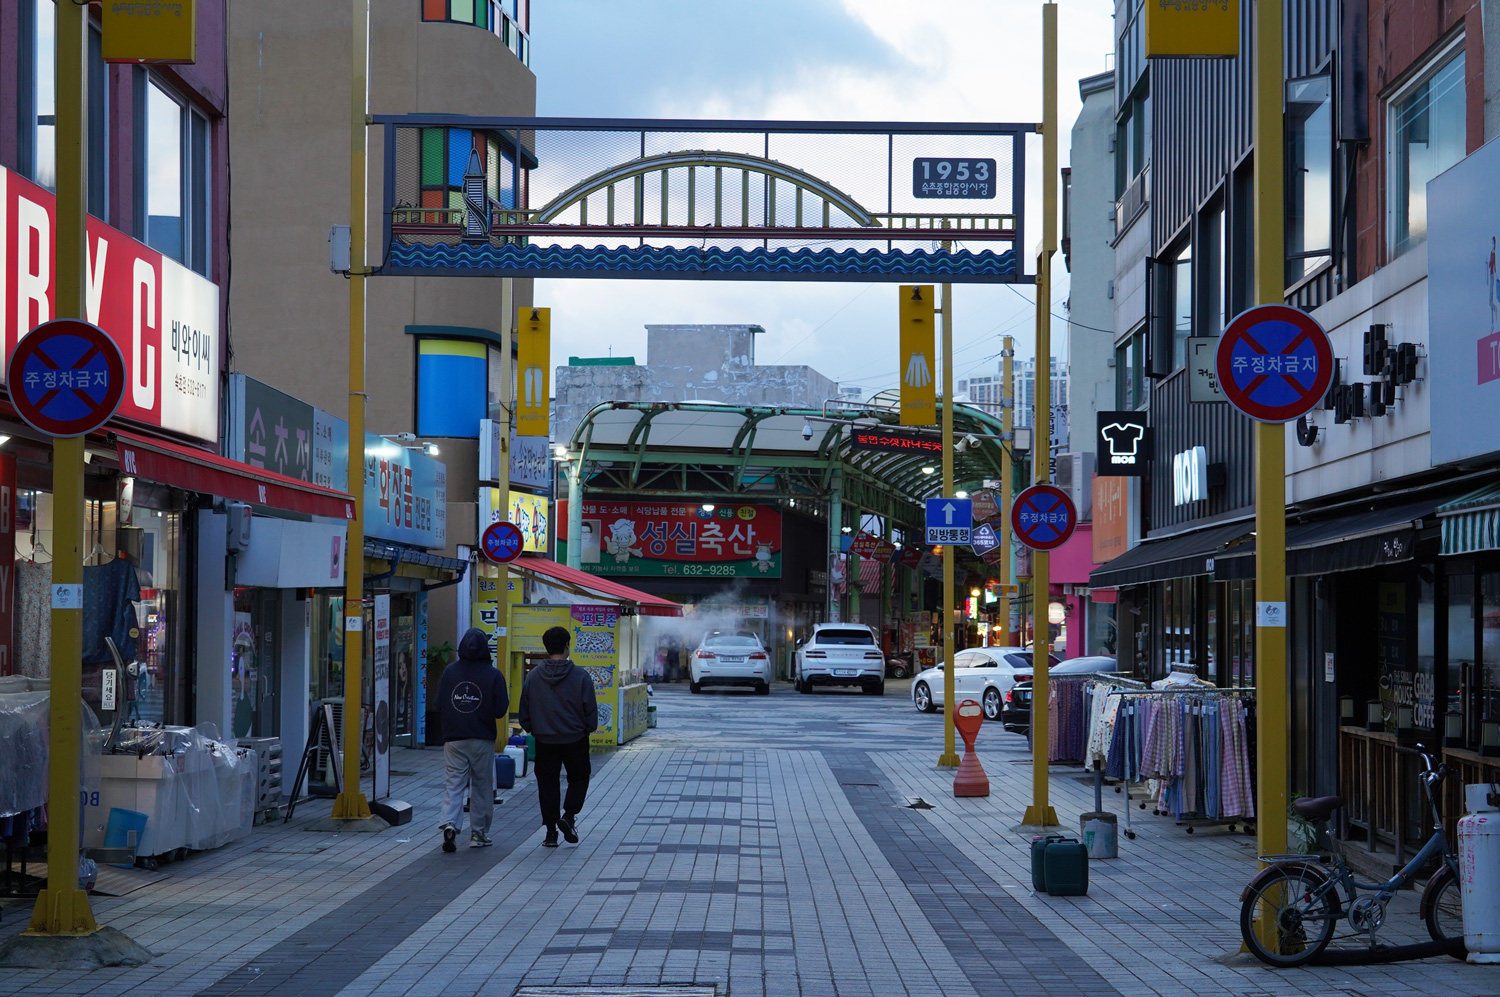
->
xmin=0 ymin=165 xmax=219 ymax=441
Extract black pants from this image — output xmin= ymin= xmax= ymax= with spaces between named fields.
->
xmin=534 ymin=736 xmax=591 ymax=826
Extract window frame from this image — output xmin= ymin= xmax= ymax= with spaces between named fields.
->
xmin=1385 ymin=37 xmax=1467 ymax=260
xmin=1285 ymin=71 xmax=1334 ymax=286
xmin=19 ymin=1 xmax=109 ymax=217
xmin=134 ymin=72 xmax=211 ymax=274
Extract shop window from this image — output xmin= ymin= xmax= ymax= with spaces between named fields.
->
xmin=1225 ymin=579 xmax=1254 ymax=687
xmin=1200 ymin=201 xmax=1227 ymax=337
xmin=19 ymin=1 xmax=108 ymax=217
xmin=1387 ymin=43 xmax=1466 ymax=258
xmin=419 ymin=1 xmax=530 ymax=65
xmin=1478 ymin=572 xmax=1500 ymax=740
xmin=1286 ymin=74 xmax=1333 ymax=285
xmin=1114 ymin=84 xmax=1150 ymax=200
xmin=232 ymin=588 xmax=280 ymax=739
xmin=416 ymin=338 xmax=487 ymax=437
xmin=135 ymin=75 xmax=211 ymax=274
xmin=1448 ymin=570 xmax=1476 ymax=742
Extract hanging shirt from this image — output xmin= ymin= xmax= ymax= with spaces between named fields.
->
xmin=15 ymin=560 xmax=52 ymax=678
xmin=82 ymin=559 xmax=141 ymax=664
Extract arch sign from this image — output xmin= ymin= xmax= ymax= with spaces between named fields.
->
xmin=1215 ymin=304 xmax=1334 ymax=423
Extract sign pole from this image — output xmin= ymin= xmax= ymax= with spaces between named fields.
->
xmin=1253 ymin=0 xmax=1290 ymax=872
xmin=938 ymin=280 xmax=960 ymax=769
xmin=998 ymin=334 xmax=1014 ymax=644
xmin=26 ymin=0 xmax=95 ymax=933
xmin=1024 ymin=1 xmax=1060 ymax=827
xmin=333 ymin=0 xmax=373 ymax=822
xmin=497 ymin=282 xmax=514 ymax=734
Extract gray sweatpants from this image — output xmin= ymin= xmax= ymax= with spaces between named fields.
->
xmin=441 ymin=738 xmax=495 ymax=835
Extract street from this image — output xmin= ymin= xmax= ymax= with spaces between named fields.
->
xmin=0 ymin=685 xmax=1490 ymax=997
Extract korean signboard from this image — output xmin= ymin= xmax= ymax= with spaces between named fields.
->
xmin=227 ymin=375 xmax=350 ymax=492
xmin=479 ymin=418 xmax=552 ymax=491
xmin=363 ymin=434 xmax=446 ymax=548
xmin=478 ymin=487 xmax=549 ymax=553
xmin=848 ymin=425 xmax=942 ymax=455
xmin=1095 ymin=411 xmax=1151 ymax=476
xmin=0 ymin=164 xmax=219 ymax=441
xmin=1143 ymin=0 xmax=1239 ymax=58
xmin=512 ymin=604 xmax=621 ymax=748
xmin=558 ymin=501 xmax=782 ymax=578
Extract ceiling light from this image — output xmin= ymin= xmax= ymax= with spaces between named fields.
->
xmin=423 ymin=443 xmax=440 ymax=456
xmin=701 ymin=503 xmax=715 ymax=513
xmin=921 ymin=466 xmax=935 ymax=475
xmin=841 ymin=526 xmax=852 ymax=533
xmin=955 ymin=490 xmax=968 ymax=499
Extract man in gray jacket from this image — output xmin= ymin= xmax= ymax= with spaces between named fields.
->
xmin=519 ymin=626 xmax=598 ymax=847
xmin=437 ymin=628 xmax=510 ymax=851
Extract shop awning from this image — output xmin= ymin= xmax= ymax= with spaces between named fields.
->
xmin=1438 ymin=481 xmax=1500 ymax=556
xmin=1089 ymin=520 xmax=1252 ymax=589
xmin=364 ymin=539 xmax=468 ymax=577
xmin=112 ymin=430 xmax=356 ymax=520
xmin=509 ymin=555 xmax=684 ymax=616
xmin=1212 ymin=498 xmax=1438 ymax=578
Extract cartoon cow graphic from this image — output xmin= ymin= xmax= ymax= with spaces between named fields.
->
xmin=605 ymin=518 xmax=645 ymax=564
xmin=754 ymin=542 xmax=774 ymax=573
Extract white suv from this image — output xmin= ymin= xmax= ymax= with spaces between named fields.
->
xmin=689 ymin=631 xmax=771 ymax=695
xmin=793 ymin=623 xmax=885 ymax=695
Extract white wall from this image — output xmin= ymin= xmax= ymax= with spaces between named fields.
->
xmin=194 ymin=510 xmax=234 ymax=738
xmin=1066 ymin=73 xmax=1118 ymax=456
xmin=278 ymin=589 xmax=311 ymax=769
xmin=1284 ymin=244 xmax=1430 ymax=503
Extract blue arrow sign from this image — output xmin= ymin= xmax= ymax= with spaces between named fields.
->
xmin=925 ymin=497 xmax=972 ymax=545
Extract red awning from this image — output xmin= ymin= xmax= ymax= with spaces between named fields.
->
xmin=511 ymin=554 xmax=684 ymax=617
xmin=112 ymin=430 xmax=356 ymax=520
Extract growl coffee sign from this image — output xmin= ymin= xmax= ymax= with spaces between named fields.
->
xmin=0 ymin=165 xmax=219 ymax=441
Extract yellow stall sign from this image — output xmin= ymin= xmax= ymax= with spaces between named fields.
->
xmin=102 ymin=0 xmax=198 ymax=65
xmin=898 ymin=285 xmax=936 ymax=426
xmin=517 ymin=307 xmax=551 ymax=437
xmin=1143 ymin=0 xmax=1239 ymax=59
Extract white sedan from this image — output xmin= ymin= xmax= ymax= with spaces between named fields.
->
xmin=911 ymin=646 xmax=1061 ymax=720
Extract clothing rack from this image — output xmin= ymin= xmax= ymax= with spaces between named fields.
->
xmin=1101 ymin=685 xmax=1259 ymax=835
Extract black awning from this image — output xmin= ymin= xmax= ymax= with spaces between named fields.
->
xmin=1211 ymin=497 xmax=1440 ymax=579
xmin=1090 ymin=520 xmax=1253 ymax=588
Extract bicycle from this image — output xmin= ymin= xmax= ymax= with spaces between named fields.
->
xmin=1238 ymin=744 xmax=1464 ymax=967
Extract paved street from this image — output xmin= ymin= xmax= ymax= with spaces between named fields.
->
xmin=1 ymin=683 xmax=1494 ymax=997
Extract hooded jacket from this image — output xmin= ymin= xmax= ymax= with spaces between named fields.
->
xmin=437 ymin=628 xmax=510 ymax=743
xmin=518 ymin=658 xmax=598 ymax=744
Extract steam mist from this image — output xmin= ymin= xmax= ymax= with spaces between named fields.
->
xmin=639 ymin=580 xmax=790 ymax=658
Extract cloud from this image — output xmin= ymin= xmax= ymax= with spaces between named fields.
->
xmin=528 ymin=1 xmax=1107 ymax=396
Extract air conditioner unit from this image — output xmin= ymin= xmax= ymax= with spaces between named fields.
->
xmin=236 ymin=736 xmax=284 ymax=811
xmin=1055 ymin=452 xmax=1095 ymax=521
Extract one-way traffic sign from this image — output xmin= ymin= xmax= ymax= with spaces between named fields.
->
xmin=925 ymin=497 xmax=972 ymax=544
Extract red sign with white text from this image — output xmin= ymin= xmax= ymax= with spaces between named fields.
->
xmin=0 ymin=165 xmax=220 ymax=441
xmin=558 ymin=501 xmax=782 ymax=578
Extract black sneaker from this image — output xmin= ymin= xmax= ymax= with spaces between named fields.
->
xmin=441 ymin=824 xmax=457 ymax=853
xmin=558 ymin=814 xmax=579 ymax=844
xmin=543 ymin=827 xmax=559 ymax=848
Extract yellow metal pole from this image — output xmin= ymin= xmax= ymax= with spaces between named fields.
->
xmin=27 ymin=0 xmax=97 ymax=934
xmin=938 ymin=280 xmax=960 ymax=768
xmin=496 ymin=281 xmax=514 ymax=735
xmin=998 ymin=335 xmax=1014 ymax=644
xmin=1253 ymin=0 xmax=1289 ymax=862
xmin=333 ymin=0 xmax=373 ymax=821
xmin=1024 ymin=1 xmax=1060 ymax=828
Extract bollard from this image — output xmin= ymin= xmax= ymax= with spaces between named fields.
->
xmin=952 ymin=699 xmax=990 ymax=797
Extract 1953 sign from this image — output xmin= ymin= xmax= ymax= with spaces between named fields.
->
xmin=912 ymin=158 xmax=997 ymax=199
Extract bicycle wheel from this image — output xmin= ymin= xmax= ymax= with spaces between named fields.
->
xmin=1421 ymin=865 xmax=1464 ymax=948
xmin=1239 ymin=865 xmax=1339 ymax=967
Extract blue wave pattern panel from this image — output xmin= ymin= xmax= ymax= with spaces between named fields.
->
xmin=385 ymin=243 xmax=1020 ymax=279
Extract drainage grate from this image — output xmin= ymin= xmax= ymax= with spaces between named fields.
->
xmin=514 ymin=988 xmax=717 ymax=997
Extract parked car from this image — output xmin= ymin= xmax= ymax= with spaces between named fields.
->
xmin=1000 ymin=655 xmax=1120 ymax=733
xmin=886 ymin=652 xmax=915 ymax=679
xmin=689 ymin=630 xmax=771 ymax=694
xmin=911 ymin=647 xmax=1061 ymax=719
xmin=793 ymin=624 xmax=885 ymax=695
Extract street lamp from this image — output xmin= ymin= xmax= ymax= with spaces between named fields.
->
xmin=701 ymin=503 xmax=715 ymax=513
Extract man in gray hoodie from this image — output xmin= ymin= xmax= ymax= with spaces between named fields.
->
xmin=436 ymin=628 xmax=510 ymax=851
xmin=519 ymin=626 xmax=598 ymax=847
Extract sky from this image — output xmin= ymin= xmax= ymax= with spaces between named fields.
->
xmin=528 ymin=1 xmax=1115 ymax=396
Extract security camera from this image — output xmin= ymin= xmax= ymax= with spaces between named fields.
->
xmin=801 ymin=421 xmax=814 ymax=441
xmin=963 ymin=434 xmax=980 ymax=449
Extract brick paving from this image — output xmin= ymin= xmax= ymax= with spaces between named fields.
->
xmin=0 ymin=681 xmax=1495 ymax=996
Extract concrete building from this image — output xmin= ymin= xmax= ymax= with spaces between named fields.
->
xmin=553 ymin=325 xmax=841 ymax=444
xmin=1012 ymin=356 xmax=1068 ymax=452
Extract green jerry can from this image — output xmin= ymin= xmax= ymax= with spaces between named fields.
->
xmin=1042 ymin=837 xmax=1090 ymax=896
xmin=1030 ymin=835 xmax=1069 ymax=892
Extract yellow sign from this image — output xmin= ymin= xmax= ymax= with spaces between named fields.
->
xmin=513 ymin=604 xmax=620 ymax=748
xmin=102 ymin=0 xmax=198 ymax=65
xmin=1143 ymin=0 xmax=1239 ymax=58
xmin=899 ymin=285 xmax=936 ymax=426
xmin=479 ymin=488 xmax=549 ymax=552
xmin=517 ymin=307 xmax=551 ymax=437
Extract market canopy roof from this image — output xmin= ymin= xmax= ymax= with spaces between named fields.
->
xmin=562 ymin=398 xmax=1019 ymax=532
xmin=511 ymin=554 xmax=684 ymax=616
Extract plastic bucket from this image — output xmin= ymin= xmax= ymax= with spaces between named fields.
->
xmin=647 ymin=704 xmax=658 ymax=728
xmin=104 ymin=808 xmax=149 ymax=867
xmin=1080 ymin=812 xmax=1118 ymax=859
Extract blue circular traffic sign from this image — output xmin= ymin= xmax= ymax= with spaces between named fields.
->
xmin=481 ymin=520 xmax=525 ymax=564
xmin=1215 ymin=305 xmax=1334 ymax=423
xmin=1011 ymin=484 xmax=1077 ymax=552
xmin=6 ymin=319 xmax=126 ymax=438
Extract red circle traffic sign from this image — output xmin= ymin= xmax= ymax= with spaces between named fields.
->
xmin=1215 ymin=304 xmax=1334 ymax=423
xmin=1011 ymin=484 xmax=1077 ymax=552
xmin=481 ymin=520 xmax=525 ymax=564
xmin=6 ymin=319 xmax=126 ymax=438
